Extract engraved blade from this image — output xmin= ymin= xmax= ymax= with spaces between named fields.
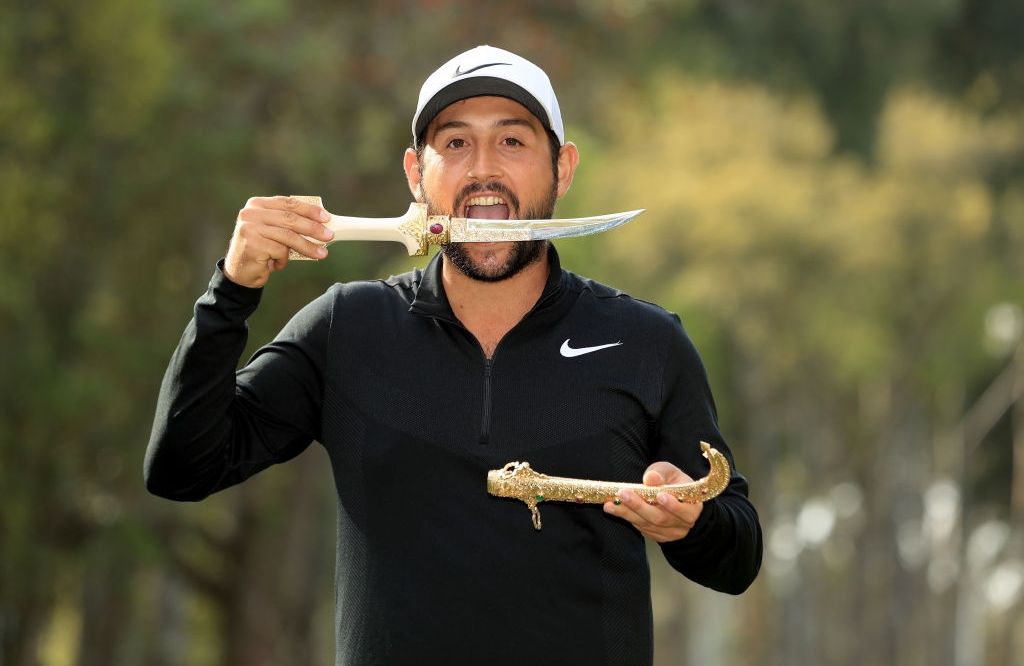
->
xmin=448 ymin=209 xmax=644 ymax=244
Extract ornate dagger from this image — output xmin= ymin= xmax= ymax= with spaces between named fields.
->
xmin=487 ymin=442 xmax=731 ymax=530
xmin=287 ymin=196 xmax=644 ymax=259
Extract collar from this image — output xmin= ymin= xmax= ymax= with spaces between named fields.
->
xmin=409 ymin=243 xmax=564 ymax=320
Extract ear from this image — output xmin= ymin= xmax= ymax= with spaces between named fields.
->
xmin=403 ymin=148 xmax=424 ymax=202
xmin=555 ymin=142 xmax=580 ymax=199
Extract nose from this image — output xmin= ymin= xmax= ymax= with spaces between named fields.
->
xmin=467 ymin=143 xmax=501 ymax=181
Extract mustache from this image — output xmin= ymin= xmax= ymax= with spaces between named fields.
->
xmin=454 ymin=182 xmax=520 ymax=216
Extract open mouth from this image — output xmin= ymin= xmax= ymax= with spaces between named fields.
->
xmin=464 ymin=196 xmax=511 ymax=220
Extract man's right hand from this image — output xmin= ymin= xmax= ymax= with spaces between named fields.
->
xmin=223 ymin=196 xmax=335 ymax=288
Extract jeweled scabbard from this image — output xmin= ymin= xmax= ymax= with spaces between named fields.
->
xmin=486 ymin=442 xmax=731 ymax=530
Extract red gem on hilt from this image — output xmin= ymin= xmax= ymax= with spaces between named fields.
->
xmin=429 ymin=223 xmax=444 ymax=235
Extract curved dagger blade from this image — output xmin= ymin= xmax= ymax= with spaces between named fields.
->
xmin=455 ymin=209 xmax=645 ymax=242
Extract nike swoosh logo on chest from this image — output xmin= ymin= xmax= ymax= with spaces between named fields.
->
xmin=559 ymin=339 xmax=623 ymax=358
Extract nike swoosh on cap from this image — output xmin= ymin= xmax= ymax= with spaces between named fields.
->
xmin=453 ymin=62 xmax=511 ymax=77
xmin=559 ymin=339 xmax=623 ymax=358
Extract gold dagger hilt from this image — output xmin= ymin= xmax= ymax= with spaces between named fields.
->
xmin=287 ymin=196 xmax=447 ymax=258
xmin=486 ymin=442 xmax=731 ymax=530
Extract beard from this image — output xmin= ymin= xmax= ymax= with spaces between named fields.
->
xmin=443 ymin=238 xmax=546 ymax=283
xmin=423 ymin=179 xmax=558 ymax=282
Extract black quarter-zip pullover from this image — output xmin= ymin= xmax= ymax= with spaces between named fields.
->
xmin=145 ymin=245 xmax=762 ymax=666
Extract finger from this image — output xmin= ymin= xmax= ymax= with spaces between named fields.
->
xmin=257 ymin=223 xmax=331 ymax=260
xmin=239 ymin=196 xmax=334 ymax=243
xmin=643 ymin=469 xmax=666 ymax=486
xmin=604 ymin=488 xmax=661 ymax=521
xmin=232 ymin=218 xmax=330 ymax=262
xmin=276 ymin=194 xmax=333 ymax=226
xmin=244 ymin=195 xmax=329 ymax=220
xmin=603 ymin=489 xmax=702 ymax=542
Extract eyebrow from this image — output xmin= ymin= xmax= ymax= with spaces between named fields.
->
xmin=430 ymin=117 xmax=540 ymax=138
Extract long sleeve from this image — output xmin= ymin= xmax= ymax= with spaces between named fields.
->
xmin=144 ymin=263 xmax=328 ymax=501
xmin=654 ymin=321 xmax=763 ymax=594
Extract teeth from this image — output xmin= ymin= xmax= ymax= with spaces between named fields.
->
xmin=466 ymin=196 xmax=506 ymax=206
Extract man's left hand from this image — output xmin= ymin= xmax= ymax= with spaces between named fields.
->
xmin=603 ymin=462 xmax=702 ymax=542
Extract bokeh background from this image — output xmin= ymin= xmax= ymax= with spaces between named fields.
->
xmin=2 ymin=0 xmax=1023 ymax=664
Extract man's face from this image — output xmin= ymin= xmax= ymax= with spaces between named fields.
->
xmin=404 ymin=96 xmax=576 ymax=282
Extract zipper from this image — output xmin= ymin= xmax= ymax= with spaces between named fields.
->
xmin=479 ymin=357 xmax=493 ymax=446
xmin=474 ymin=286 xmax=556 ymax=447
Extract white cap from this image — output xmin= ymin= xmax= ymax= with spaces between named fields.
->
xmin=411 ymin=45 xmax=564 ymax=149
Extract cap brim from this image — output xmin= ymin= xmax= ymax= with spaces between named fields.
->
xmin=413 ymin=77 xmax=552 ymax=147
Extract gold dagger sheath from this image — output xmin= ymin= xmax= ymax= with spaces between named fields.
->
xmin=486 ymin=442 xmax=731 ymax=530
xmin=286 ymin=196 xmax=643 ymax=259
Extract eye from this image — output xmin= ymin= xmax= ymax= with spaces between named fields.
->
xmin=445 ymin=137 xmax=467 ymax=150
xmin=502 ymin=137 xmax=523 ymax=147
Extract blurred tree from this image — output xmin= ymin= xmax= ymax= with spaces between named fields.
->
xmin=563 ymin=70 xmax=1024 ymax=665
xmin=0 ymin=0 xmax=177 ymax=663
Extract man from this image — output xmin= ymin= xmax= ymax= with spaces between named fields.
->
xmin=146 ymin=45 xmax=762 ymax=665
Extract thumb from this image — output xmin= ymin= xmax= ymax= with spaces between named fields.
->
xmin=642 ymin=461 xmax=694 ymax=487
